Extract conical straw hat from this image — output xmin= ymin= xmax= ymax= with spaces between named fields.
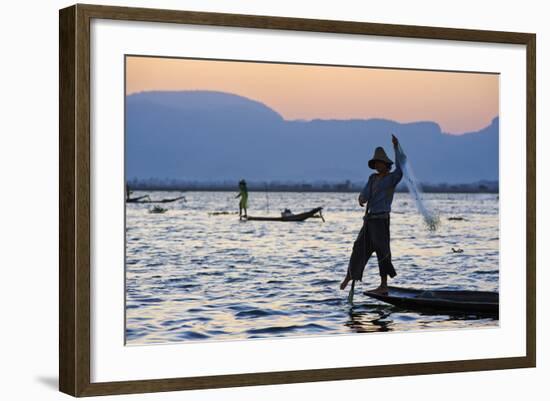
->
xmin=368 ymin=147 xmax=393 ymax=169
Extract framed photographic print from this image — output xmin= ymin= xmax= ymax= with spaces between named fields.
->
xmin=59 ymin=4 xmax=536 ymax=397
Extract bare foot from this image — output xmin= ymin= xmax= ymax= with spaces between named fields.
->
xmin=340 ymin=276 xmax=351 ymax=290
xmin=369 ymin=286 xmax=389 ymax=295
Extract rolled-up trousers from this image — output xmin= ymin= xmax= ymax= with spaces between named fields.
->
xmin=347 ymin=214 xmax=396 ymax=281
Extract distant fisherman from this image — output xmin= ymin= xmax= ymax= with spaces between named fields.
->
xmin=236 ymin=179 xmax=249 ymax=220
xmin=340 ymin=134 xmax=405 ymax=295
xmin=126 ymin=184 xmax=132 ymax=201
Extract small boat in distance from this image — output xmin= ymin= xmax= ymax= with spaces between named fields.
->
xmin=208 ymin=211 xmax=239 ymax=216
xmin=364 ymin=286 xmax=498 ymax=315
xmin=126 ymin=195 xmax=150 ymax=203
xmin=246 ymin=207 xmax=324 ymax=222
xmin=127 ymin=195 xmax=186 ymax=204
xmin=148 ymin=205 xmax=168 ymax=214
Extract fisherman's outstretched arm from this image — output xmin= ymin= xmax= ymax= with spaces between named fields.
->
xmin=391 ymin=134 xmax=405 ymax=184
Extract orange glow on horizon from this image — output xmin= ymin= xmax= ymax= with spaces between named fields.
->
xmin=126 ymin=56 xmax=499 ymax=134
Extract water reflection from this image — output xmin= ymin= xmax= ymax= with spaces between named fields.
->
xmin=345 ymin=304 xmax=498 ymax=334
xmin=346 ymin=305 xmax=394 ymax=333
xmin=126 ymin=191 xmax=499 ymax=345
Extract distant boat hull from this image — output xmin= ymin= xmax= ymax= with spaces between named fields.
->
xmin=247 ymin=207 xmax=323 ymax=222
xmin=127 ymin=196 xmax=186 ymax=204
xmin=364 ymin=286 xmax=499 ymax=315
xmin=148 ymin=209 xmax=167 ymax=214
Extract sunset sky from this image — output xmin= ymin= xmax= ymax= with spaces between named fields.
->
xmin=126 ymin=56 xmax=499 ymax=134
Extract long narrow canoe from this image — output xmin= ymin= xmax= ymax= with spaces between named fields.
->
xmin=125 ymin=195 xmax=149 ymax=203
xmin=246 ymin=207 xmax=324 ymax=222
xmin=127 ymin=196 xmax=186 ymax=204
xmin=364 ymin=286 xmax=499 ymax=315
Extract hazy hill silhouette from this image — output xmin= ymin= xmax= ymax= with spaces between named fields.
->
xmin=126 ymin=90 xmax=498 ymax=184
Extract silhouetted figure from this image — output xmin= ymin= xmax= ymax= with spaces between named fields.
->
xmin=126 ymin=184 xmax=132 ymax=201
xmin=236 ymin=179 xmax=248 ymax=220
xmin=341 ymin=134 xmax=405 ymax=296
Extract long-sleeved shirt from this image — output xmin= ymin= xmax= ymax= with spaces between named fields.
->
xmin=360 ymin=143 xmax=405 ymax=214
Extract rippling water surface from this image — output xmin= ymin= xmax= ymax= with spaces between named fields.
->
xmin=126 ymin=191 xmax=499 ymax=345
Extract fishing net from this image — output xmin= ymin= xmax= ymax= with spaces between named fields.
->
xmin=396 ymin=142 xmax=440 ymax=231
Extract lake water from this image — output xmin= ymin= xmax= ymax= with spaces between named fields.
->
xmin=126 ymin=191 xmax=499 ymax=345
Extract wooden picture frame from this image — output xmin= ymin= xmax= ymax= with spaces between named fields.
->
xmin=59 ymin=3 xmax=536 ymax=397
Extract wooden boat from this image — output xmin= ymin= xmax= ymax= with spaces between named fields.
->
xmin=125 ymin=195 xmax=149 ymax=203
xmin=364 ymin=286 xmax=498 ymax=315
xmin=246 ymin=207 xmax=324 ymax=222
xmin=208 ymin=211 xmax=239 ymax=216
xmin=127 ymin=196 xmax=186 ymax=204
xmin=148 ymin=205 xmax=167 ymax=214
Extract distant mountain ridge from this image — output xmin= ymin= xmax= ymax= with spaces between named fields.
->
xmin=126 ymin=90 xmax=498 ymax=184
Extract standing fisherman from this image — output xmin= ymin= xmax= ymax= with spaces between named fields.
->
xmin=340 ymin=134 xmax=405 ymax=295
xmin=126 ymin=183 xmax=132 ymax=202
xmin=236 ymin=179 xmax=249 ymax=220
